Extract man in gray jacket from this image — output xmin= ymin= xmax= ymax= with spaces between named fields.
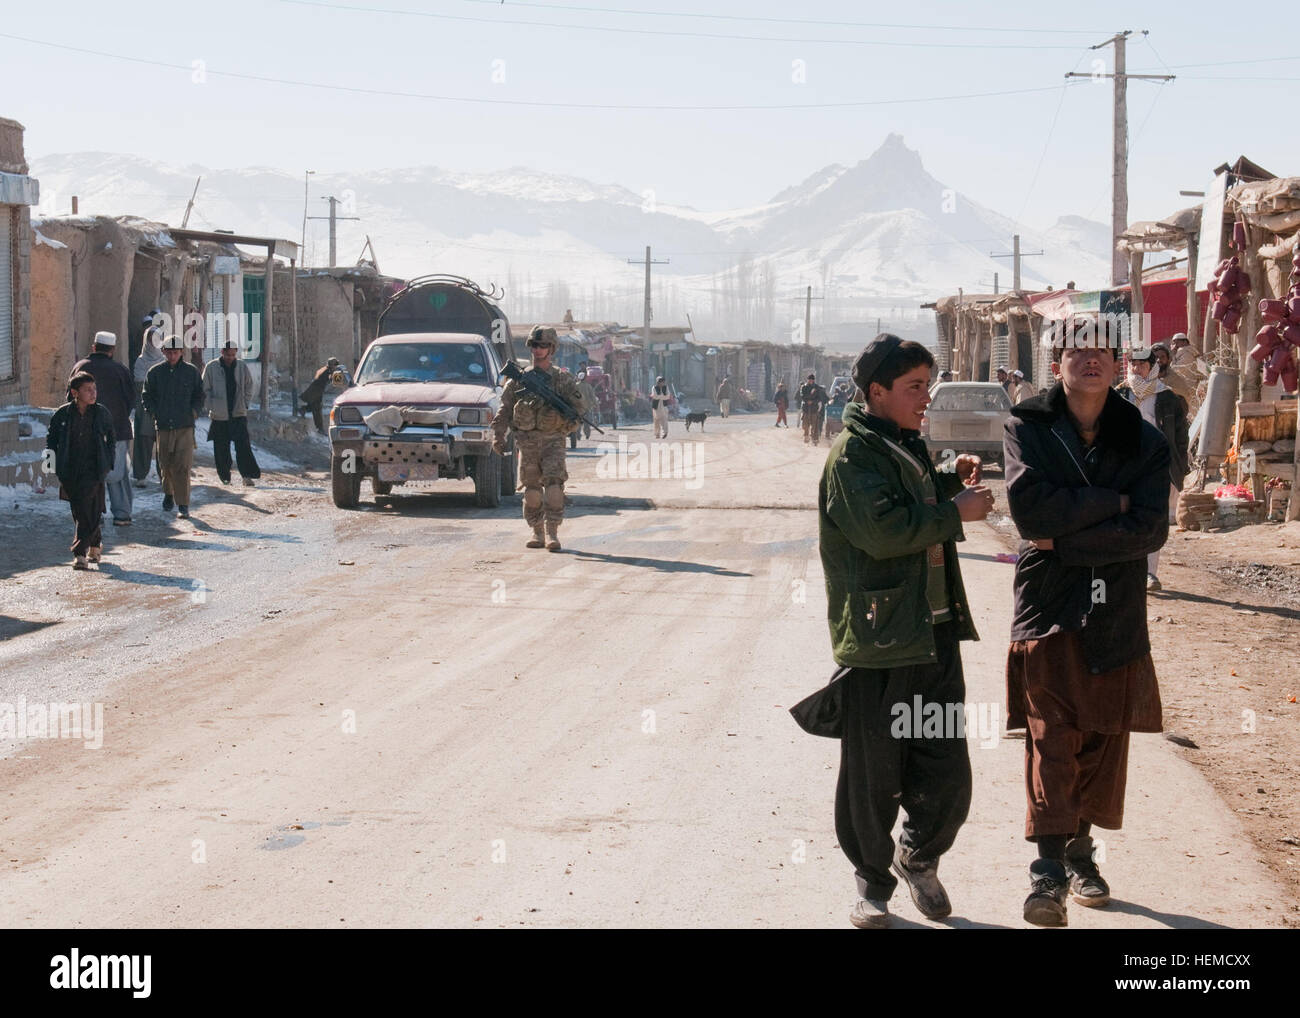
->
xmin=143 ymin=335 xmax=204 ymax=517
xmin=202 ymin=339 xmax=262 ymax=487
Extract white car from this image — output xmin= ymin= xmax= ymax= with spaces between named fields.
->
xmin=921 ymin=382 xmax=1011 ymax=467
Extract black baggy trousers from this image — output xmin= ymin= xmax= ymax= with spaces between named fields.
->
xmin=834 ymin=621 xmax=972 ymax=900
xmin=210 ymin=417 xmax=262 ymax=483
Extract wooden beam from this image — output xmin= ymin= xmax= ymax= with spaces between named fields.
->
xmin=261 ymin=255 xmax=274 ymax=419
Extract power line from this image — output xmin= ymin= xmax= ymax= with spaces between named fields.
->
xmin=458 ymin=0 xmax=1110 ymax=34
xmin=283 ymin=0 xmax=1088 ymax=49
xmin=0 ymin=31 xmax=1075 ymax=111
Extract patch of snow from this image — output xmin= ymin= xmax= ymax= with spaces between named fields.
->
xmin=33 ymin=229 xmax=67 ymax=250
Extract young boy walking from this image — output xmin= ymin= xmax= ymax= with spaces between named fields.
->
xmin=47 ymin=372 xmax=116 ymax=569
xmin=791 ymin=335 xmax=994 ymax=928
xmin=1003 ymin=325 xmax=1169 ymax=926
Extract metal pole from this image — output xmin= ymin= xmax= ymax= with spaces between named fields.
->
xmin=1013 ymin=234 xmax=1022 ymax=291
xmin=1113 ymin=33 xmax=1128 ymax=286
xmin=804 ymin=285 xmax=811 ymax=346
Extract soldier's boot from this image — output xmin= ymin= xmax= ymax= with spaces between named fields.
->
xmin=526 ymin=525 xmax=546 ymax=549
xmin=545 ymin=521 xmax=561 ymax=552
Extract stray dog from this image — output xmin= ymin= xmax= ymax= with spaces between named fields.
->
xmin=684 ymin=411 xmax=709 ymax=431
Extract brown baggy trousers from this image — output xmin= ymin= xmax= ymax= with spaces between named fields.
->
xmin=155 ymin=427 xmax=196 ymax=505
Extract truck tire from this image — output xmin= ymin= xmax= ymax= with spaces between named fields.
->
xmin=372 ymin=477 xmax=393 ymax=497
xmin=332 ymin=457 xmax=361 ymax=509
xmin=473 ymin=452 xmax=502 ymax=508
xmin=500 ymin=443 xmax=517 ymax=496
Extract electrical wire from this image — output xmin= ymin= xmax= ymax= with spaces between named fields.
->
xmin=282 ymin=0 xmax=1088 ymax=49
xmin=0 ymin=31 xmax=1073 ymax=111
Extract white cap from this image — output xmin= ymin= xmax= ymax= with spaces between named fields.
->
xmin=94 ymin=331 xmax=117 ymax=347
xmin=160 ymin=334 xmax=184 ymax=350
xmin=1012 ymin=369 xmax=1025 ymax=379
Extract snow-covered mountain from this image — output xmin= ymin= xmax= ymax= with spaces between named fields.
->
xmin=29 ymin=137 xmax=1111 ymax=338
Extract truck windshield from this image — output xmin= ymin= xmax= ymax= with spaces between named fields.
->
xmin=930 ymin=387 xmax=1011 ymax=412
xmin=356 ymin=343 xmax=491 ymax=385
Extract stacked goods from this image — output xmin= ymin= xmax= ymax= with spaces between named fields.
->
xmin=1177 ymin=490 xmax=1217 ymax=530
xmin=1210 ymin=220 xmax=1252 ymax=335
xmin=1248 ymin=243 xmax=1300 ymax=392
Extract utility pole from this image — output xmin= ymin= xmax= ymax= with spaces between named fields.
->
xmin=628 ymin=246 xmax=668 ymax=365
xmin=991 ymin=234 xmax=1044 ymax=291
xmin=300 ymin=170 xmax=315 ymax=263
xmin=783 ymin=289 xmax=823 ymax=344
xmin=307 ymin=195 xmax=360 ymax=268
xmin=1066 ymin=31 xmax=1174 ymax=286
xmin=180 ymin=176 xmax=201 ymax=229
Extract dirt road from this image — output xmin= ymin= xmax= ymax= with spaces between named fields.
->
xmin=0 ymin=414 xmax=1292 ymax=927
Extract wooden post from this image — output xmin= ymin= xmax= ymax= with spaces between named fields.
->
xmin=289 ymin=257 xmax=299 ymax=416
xmin=1240 ymin=236 xmax=1263 ymax=403
xmin=1129 ymin=250 xmax=1145 ymax=349
xmin=260 ymin=251 xmax=274 ymax=419
xmin=1185 ymin=232 xmax=1201 ymax=355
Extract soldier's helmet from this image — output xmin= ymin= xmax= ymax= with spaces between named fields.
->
xmin=528 ymin=326 xmax=558 ymax=347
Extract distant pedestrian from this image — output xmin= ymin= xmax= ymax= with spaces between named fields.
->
xmin=938 ymin=370 xmax=954 ymax=384
xmin=1009 ymin=369 xmax=1037 ymax=405
xmin=301 ymin=357 xmax=341 ymax=434
xmin=797 ymin=373 xmax=829 ymax=445
xmin=1003 ymin=325 xmax=1169 ymax=927
xmin=651 ymin=376 xmax=671 ymax=439
xmin=143 ymin=334 xmax=204 ymax=518
xmin=996 ymin=365 xmax=1012 ymax=397
xmin=576 ymin=370 xmax=598 ymax=440
xmin=72 ymin=331 xmax=135 ymax=526
xmin=715 ymin=376 xmax=734 ymax=418
xmin=132 ymin=311 xmax=164 ymax=485
xmin=1117 ymin=347 xmax=1188 ymax=590
xmin=46 ymin=372 xmax=115 ymax=570
xmin=774 ymin=380 xmax=789 ymax=427
xmin=202 ymin=339 xmax=262 ymax=487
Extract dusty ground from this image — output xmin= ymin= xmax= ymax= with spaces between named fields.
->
xmin=0 ymin=411 xmax=1294 ymax=928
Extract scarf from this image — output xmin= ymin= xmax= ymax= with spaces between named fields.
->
xmin=1127 ymin=370 xmax=1159 ymax=404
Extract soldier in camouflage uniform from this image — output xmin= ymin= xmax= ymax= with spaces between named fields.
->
xmin=491 ymin=326 xmax=587 ymax=551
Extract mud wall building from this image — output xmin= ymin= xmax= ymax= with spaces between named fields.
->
xmin=0 ymin=117 xmax=38 ymax=408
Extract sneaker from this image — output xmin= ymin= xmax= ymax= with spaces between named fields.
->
xmin=178 ymin=505 xmax=190 ymax=519
xmin=87 ymin=546 xmax=102 ymax=563
xmin=162 ymin=493 xmax=174 ymax=511
xmin=849 ymin=897 xmax=891 ymax=929
xmin=1024 ymin=859 xmax=1069 ymax=927
xmin=892 ymin=845 xmax=952 ymax=919
xmin=1146 ymin=572 xmax=1162 ymax=591
xmin=112 ymin=517 xmax=131 ymax=526
xmin=72 ymin=556 xmax=88 ymax=570
xmin=1065 ymin=839 xmax=1112 ymax=907
xmin=242 ymin=477 xmax=256 ymax=488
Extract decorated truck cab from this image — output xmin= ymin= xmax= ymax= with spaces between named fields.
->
xmin=327 ymin=276 xmax=519 ymax=509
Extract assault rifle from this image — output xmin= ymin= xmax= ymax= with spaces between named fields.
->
xmin=500 ymin=361 xmax=605 ymax=435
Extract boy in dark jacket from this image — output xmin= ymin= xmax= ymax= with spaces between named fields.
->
xmin=791 ymin=335 xmax=994 ymax=928
xmin=47 ymin=372 xmax=116 ymax=569
xmin=1003 ymin=325 xmax=1169 ymax=926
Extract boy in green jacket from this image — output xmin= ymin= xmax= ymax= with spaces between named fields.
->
xmin=791 ymin=335 xmax=994 ymax=928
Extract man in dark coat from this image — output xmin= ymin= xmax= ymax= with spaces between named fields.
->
xmin=301 ymin=358 xmax=340 ymax=434
xmin=46 ymin=372 xmax=115 ymax=569
xmin=1003 ymin=327 xmax=1169 ymax=927
xmin=73 ymin=331 xmax=135 ymax=525
xmin=791 ymin=335 xmax=995 ymax=929
xmin=143 ymin=334 xmax=204 ymax=517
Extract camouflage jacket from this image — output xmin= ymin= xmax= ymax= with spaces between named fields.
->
xmin=493 ymin=365 xmax=587 ymax=438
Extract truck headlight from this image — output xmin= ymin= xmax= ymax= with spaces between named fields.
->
xmin=457 ymin=408 xmax=484 ymax=424
xmin=334 ymin=405 xmax=363 ymax=424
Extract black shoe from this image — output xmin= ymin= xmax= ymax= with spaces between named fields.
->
xmin=1065 ymin=838 xmax=1111 ymax=907
xmin=162 ymin=494 xmax=174 ymax=511
xmin=1024 ymin=859 xmax=1069 ymax=927
xmin=892 ymin=845 xmax=951 ymax=919
xmin=178 ymin=505 xmax=190 ymax=519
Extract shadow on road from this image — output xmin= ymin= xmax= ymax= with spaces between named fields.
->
xmin=1101 ymin=899 xmax=1233 ymax=929
xmin=1151 ymin=588 xmax=1300 ymax=622
xmin=189 ymin=518 xmax=303 ymax=544
xmin=96 ymin=562 xmax=200 ymax=590
xmin=361 ymin=492 xmax=655 ymax=519
xmin=566 ymin=549 xmax=751 ymax=577
xmin=0 ymin=615 xmax=60 ymax=640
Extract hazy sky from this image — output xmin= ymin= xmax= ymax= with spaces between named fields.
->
xmin=5 ymin=0 xmax=1299 ymax=231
